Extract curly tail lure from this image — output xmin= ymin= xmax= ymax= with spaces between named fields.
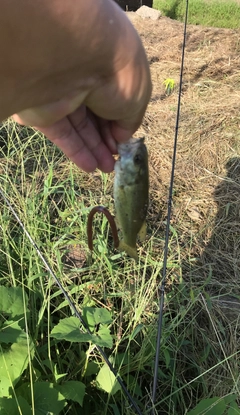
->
xmin=87 ymin=205 xmax=119 ymax=251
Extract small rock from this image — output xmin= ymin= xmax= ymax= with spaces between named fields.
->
xmin=136 ymin=5 xmax=161 ymax=20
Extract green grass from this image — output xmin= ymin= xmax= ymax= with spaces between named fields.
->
xmin=0 ymin=121 xmax=239 ymax=414
xmin=153 ymin=0 xmax=240 ymax=28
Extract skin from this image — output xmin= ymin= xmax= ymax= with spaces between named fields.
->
xmin=0 ymin=0 xmax=152 ymax=173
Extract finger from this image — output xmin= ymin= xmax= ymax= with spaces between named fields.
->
xmin=111 ymin=121 xmax=135 ymax=143
xmin=36 ymin=106 xmax=115 ymax=173
xmin=12 ymin=91 xmax=89 ymax=127
xmin=85 ymin=57 xmax=152 ymax=143
xmin=97 ymin=118 xmax=118 ymax=154
xmin=67 ymin=107 xmax=116 ymax=172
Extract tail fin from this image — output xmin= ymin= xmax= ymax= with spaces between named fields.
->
xmin=138 ymin=220 xmax=147 ymax=242
xmin=118 ymin=240 xmax=138 ymax=261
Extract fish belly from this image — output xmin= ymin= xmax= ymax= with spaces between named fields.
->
xmin=114 ymin=182 xmax=148 ymax=259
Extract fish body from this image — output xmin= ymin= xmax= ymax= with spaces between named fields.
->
xmin=113 ymin=137 xmax=149 ymax=260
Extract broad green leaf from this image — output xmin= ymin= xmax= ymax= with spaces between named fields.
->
xmin=91 ymin=326 xmax=113 ymax=348
xmin=16 ymin=382 xmax=65 ymax=415
xmin=228 ymin=400 xmax=240 ymax=414
xmin=33 ymin=382 xmax=65 ymax=415
xmin=0 ymin=340 xmax=33 ymax=397
xmin=187 ymin=397 xmax=226 ymax=415
xmin=85 ymin=361 xmax=99 ymax=377
xmin=51 ymin=316 xmax=113 ymax=348
xmin=96 ymin=364 xmax=121 ymax=395
xmin=223 ymin=394 xmax=238 ymax=405
xmin=82 ymin=307 xmax=112 ymax=328
xmin=56 ymin=381 xmax=85 ymax=406
xmin=0 ymin=321 xmax=27 ymax=344
xmin=50 ymin=316 xmax=86 ymax=340
xmin=0 ymin=396 xmax=32 ymax=415
xmin=0 ymin=287 xmax=27 ymax=319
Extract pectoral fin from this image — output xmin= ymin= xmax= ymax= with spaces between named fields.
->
xmin=138 ymin=220 xmax=147 ymax=242
xmin=118 ymin=240 xmax=138 ymax=261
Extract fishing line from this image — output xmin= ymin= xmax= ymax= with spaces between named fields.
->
xmin=151 ymin=0 xmax=189 ymax=412
xmin=0 ymin=187 xmax=143 ymax=415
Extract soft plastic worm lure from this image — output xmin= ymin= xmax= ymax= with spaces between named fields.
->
xmin=87 ymin=206 xmax=119 ymax=251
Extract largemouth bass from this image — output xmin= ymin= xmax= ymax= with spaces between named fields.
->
xmin=114 ymin=137 xmax=149 ymax=260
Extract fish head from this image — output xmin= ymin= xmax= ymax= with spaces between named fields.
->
xmin=115 ymin=137 xmax=148 ymax=184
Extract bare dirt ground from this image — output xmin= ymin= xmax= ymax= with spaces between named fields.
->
xmin=128 ymin=13 xmax=240 ymax=314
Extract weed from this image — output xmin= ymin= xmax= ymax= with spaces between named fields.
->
xmin=163 ymin=78 xmax=176 ymax=95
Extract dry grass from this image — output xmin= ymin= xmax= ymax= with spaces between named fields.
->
xmin=128 ymin=13 xmax=240 ymax=334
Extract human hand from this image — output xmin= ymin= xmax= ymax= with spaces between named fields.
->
xmin=3 ymin=0 xmax=152 ymax=172
xmin=14 ymin=105 xmax=119 ymax=173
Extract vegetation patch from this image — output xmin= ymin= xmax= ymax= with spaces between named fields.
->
xmin=153 ymin=0 xmax=240 ymax=28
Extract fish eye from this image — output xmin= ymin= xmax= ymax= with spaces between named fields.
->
xmin=134 ymin=154 xmax=142 ymax=164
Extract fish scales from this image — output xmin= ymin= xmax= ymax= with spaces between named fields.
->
xmin=114 ymin=137 xmax=149 ymax=260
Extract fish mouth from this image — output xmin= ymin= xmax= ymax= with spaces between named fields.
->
xmin=117 ymin=137 xmax=145 ymax=157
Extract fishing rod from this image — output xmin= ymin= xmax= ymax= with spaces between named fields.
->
xmin=0 ymin=188 xmax=143 ymax=415
xmin=151 ymin=0 xmax=189 ymax=413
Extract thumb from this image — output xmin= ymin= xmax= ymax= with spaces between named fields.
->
xmin=110 ymin=122 xmax=135 ymax=143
